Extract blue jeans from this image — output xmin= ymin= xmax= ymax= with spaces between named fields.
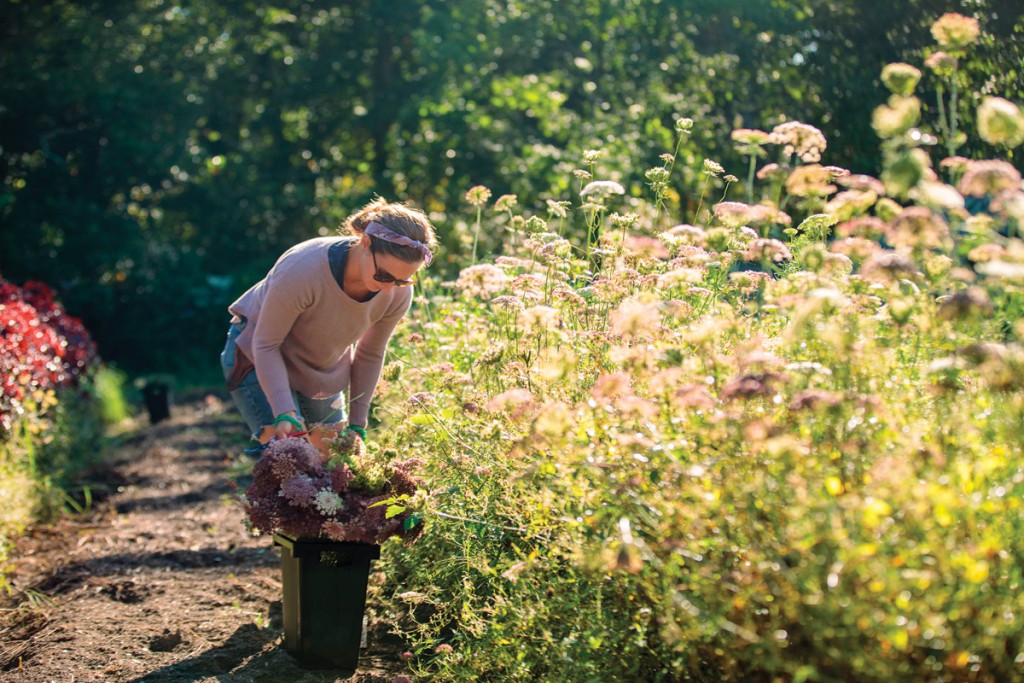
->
xmin=220 ymin=319 xmax=346 ymax=440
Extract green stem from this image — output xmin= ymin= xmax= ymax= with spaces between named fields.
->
xmin=950 ymin=75 xmax=960 ymax=152
xmin=695 ymin=176 xmax=710 ymax=225
xmin=471 ymin=207 xmax=482 ymax=264
xmin=746 ymin=154 xmax=756 ymax=203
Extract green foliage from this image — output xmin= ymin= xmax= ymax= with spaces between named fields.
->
xmin=366 ymin=23 xmax=1024 ymax=679
xmin=91 ymin=365 xmax=131 ymax=425
xmin=0 ymin=366 xmax=122 ymax=592
xmin=2 ymin=0 xmax=1020 ymax=378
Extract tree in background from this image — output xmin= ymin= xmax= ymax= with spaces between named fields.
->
xmin=1 ymin=0 xmax=1020 ymax=378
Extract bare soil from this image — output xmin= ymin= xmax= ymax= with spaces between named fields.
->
xmin=0 ymin=393 xmax=407 ymax=683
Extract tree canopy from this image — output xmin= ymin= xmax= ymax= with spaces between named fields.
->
xmin=1 ymin=0 xmax=1021 ymax=377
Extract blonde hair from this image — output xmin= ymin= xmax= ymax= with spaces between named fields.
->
xmin=343 ymin=197 xmax=438 ymax=264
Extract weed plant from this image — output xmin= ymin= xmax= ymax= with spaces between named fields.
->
xmin=371 ymin=15 xmax=1024 ymax=683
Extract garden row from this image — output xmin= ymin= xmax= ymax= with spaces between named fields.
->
xmin=0 ymin=276 xmax=120 ymax=590
xmin=361 ymin=15 xmax=1024 ymax=682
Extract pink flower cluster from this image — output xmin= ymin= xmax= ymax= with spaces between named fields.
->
xmin=0 ymin=277 xmax=97 ymax=432
xmin=243 ymin=437 xmax=424 ymax=545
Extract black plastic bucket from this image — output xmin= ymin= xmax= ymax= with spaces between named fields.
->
xmin=272 ymin=533 xmax=381 ymax=672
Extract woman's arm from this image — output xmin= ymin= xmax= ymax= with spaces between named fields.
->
xmin=249 ymin=265 xmax=313 ymax=423
xmin=348 ymin=289 xmax=413 ymax=427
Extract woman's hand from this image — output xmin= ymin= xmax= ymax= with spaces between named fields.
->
xmin=274 ymin=412 xmax=305 ymax=440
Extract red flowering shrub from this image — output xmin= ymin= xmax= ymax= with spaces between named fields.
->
xmin=0 ymin=277 xmax=97 ymax=432
xmin=242 ymin=430 xmax=424 ymax=545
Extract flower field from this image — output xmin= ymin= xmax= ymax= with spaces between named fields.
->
xmin=367 ymin=19 xmax=1024 ymax=682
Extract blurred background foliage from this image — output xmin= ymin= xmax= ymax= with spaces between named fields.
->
xmin=1 ymin=0 xmax=1021 ymax=382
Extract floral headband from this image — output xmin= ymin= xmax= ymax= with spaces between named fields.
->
xmin=365 ymin=221 xmax=433 ymax=265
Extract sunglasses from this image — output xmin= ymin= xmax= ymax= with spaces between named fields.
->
xmin=371 ymin=248 xmax=417 ymax=287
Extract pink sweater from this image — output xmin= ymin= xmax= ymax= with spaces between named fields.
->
xmin=228 ymin=237 xmax=412 ymax=426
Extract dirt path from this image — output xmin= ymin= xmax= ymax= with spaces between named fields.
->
xmin=0 ymin=394 xmax=405 ymax=683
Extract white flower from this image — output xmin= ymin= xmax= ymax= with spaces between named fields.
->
xmin=580 ymin=180 xmax=625 ymax=197
xmin=313 ymin=489 xmax=345 ymax=516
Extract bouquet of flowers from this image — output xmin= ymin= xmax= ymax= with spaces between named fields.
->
xmin=241 ymin=428 xmax=425 ymax=544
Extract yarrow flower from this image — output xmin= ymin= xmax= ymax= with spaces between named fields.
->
xmin=494 ymin=194 xmax=518 ymax=212
xmin=786 ymin=164 xmax=837 ymax=197
xmin=714 ymin=201 xmax=775 ymax=228
xmin=924 ymin=50 xmax=958 ymax=76
xmin=485 ymin=388 xmax=538 ymax=420
xmin=958 ymin=160 xmax=1022 ymax=197
xmin=546 ymin=199 xmax=571 ymax=218
xmin=731 ymin=128 xmax=772 ymax=156
xmin=770 ymin=121 xmax=827 ymax=163
xmin=241 ymin=437 xmax=423 ymax=544
xmin=455 ymin=264 xmax=510 ymax=298
xmin=976 ymin=97 xmax=1024 ymax=147
xmin=609 ymin=297 xmax=662 ymax=339
xmin=465 ymin=185 xmax=492 ymax=206
xmin=279 ymin=475 xmax=318 ymax=507
xmin=886 ymin=206 xmax=950 ymax=249
xmin=661 ymin=224 xmax=708 ymax=248
xmin=580 ymin=180 xmax=626 ymax=197
xmin=744 ymin=238 xmax=793 ymax=263
xmin=491 ymin=295 xmax=525 ymax=312
xmin=313 ymin=489 xmax=345 ymax=516
xmin=703 ymin=159 xmax=725 ymax=176
xmin=881 ymin=63 xmax=922 ymax=96
xmin=872 ymin=96 xmax=921 ymax=138
xmin=518 ymin=304 xmax=561 ymax=335
xmin=675 ymin=117 xmax=694 ymax=133
xmin=930 ymin=12 xmax=980 ymax=51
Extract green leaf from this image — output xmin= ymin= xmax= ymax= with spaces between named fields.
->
xmin=403 ymin=513 xmax=422 ymax=531
xmin=385 ymin=504 xmax=406 ymax=519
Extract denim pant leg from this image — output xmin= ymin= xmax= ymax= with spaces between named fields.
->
xmin=296 ymin=391 xmax=347 ymax=427
xmin=220 ymin=319 xmax=346 ymax=436
xmin=221 ymin=320 xmax=274 ymax=439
